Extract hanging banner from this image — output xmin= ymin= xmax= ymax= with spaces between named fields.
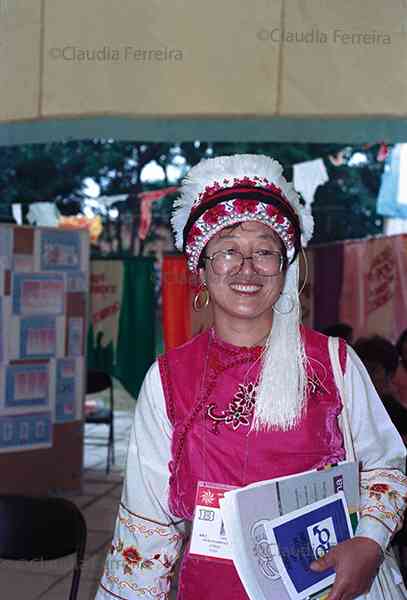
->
xmin=88 ymin=258 xmax=155 ymax=398
xmin=138 ymin=187 xmax=178 ymax=240
xmin=89 ymin=261 xmax=123 ymax=372
xmin=313 ymin=242 xmax=344 ymax=332
xmin=377 ymin=145 xmax=407 ymax=219
xmin=340 ymin=235 xmax=407 ymax=343
xmin=161 ymin=255 xmax=191 ymax=351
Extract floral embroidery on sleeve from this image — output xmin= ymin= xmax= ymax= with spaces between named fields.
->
xmin=110 ymin=540 xmax=176 ymax=578
xmin=96 ymin=503 xmax=185 ymax=599
xmin=359 ymin=469 xmax=407 ymax=535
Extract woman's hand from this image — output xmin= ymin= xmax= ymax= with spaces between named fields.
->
xmin=309 ymin=536 xmax=382 ymax=600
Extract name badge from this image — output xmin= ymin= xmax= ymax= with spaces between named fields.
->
xmin=189 ymin=481 xmax=236 ymax=562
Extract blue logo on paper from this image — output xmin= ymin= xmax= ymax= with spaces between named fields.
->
xmin=307 ymin=517 xmax=337 ymax=559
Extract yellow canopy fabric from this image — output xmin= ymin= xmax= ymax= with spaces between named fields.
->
xmin=2 ymin=0 xmax=406 ymax=124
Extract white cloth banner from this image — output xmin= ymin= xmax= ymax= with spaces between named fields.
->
xmin=27 ymin=203 xmax=60 ymax=227
xmin=293 ymin=158 xmax=329 ymax=208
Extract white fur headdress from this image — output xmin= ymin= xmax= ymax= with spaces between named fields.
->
xmin=171 ymin=154 xmax=314 ymax=272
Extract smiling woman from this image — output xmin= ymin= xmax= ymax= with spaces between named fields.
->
xmin=96 ymin=155 xmax=407 ymax=600
xmin=200 ymin=222 xmax=285 ymax=338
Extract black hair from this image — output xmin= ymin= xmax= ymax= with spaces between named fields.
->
xmin=322 ymin=323 xmax=353 ymax=343
xmin=396 ymin=329 xmax=407 ymax=355
xmin=353 ymin=335 xmax=399 ymax=376
xmin=396 ymin=329 xmax=407 ymax=368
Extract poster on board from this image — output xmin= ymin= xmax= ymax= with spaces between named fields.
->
xmin=0 ymin=412 xmax=53 ymax=452
xmin=38 ymin=229 xmax=84 ymax=272
xmin=54 ymin=358 xmax=77 ymax=422
xmin=4 ymin=362 xmax=50 ymax=414
xmin=12 ymin=273 xmax=65 ymax=316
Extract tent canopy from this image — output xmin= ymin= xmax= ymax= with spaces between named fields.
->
xmin=2 ymin=0 xmax=407 ymax=144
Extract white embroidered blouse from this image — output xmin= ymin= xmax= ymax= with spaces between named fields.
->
xmin=95 ymin=347 xmax=407 ymax=600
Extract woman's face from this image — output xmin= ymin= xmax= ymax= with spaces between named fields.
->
xmin=199 ymin=221 xmax=286 ymax=323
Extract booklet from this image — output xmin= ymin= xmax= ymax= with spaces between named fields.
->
xmin=265 ymin=493 xmax=353 ymax=600
xmin=219 ymin=461 xmax=359 ymax=600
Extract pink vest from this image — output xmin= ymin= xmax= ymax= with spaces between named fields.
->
xmin=158 ymin=326 xmax=347 ymax=600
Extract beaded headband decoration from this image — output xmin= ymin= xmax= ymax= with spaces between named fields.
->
xmin=171 ymin=154 xmax=314 ymax=272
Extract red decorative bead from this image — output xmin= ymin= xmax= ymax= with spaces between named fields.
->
xmin=202 ymin=204 xmax=227 ymax=225
xmin=188 ymin=224 xmax=203 ymax=243
xmin=233 ymin=199 xmax=258 ymax=214
xmin=265 ymin=204 xmax=278 ymax=218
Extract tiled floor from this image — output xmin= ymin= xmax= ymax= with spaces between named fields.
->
xmin=0 ymin=411 xmax=134 ymax=600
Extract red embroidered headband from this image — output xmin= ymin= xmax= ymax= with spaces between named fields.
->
xmin=171 ymin=154 xmax=314 ymax=272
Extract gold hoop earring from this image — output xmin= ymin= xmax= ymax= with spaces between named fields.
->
xmin=193 ymin=285 xmax=210 ymax=312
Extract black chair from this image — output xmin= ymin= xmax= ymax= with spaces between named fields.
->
xmin=0 ymin=495 xmax=87 ymax=600
xmin=85 ymin=369 xmax=115 ymax=474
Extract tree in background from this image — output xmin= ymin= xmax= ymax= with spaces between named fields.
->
xmin=0 ymin=139 xmax=386 ymax=249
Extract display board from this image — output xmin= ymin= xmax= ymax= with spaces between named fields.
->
xmin=0 ymin=224 xmax=89 ymax=495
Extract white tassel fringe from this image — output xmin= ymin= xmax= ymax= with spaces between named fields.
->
xmin=251 ymin=258 xmax=308 ymax=431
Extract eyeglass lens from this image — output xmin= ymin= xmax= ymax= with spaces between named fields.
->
xmin=211 ymin=251 xmax=281 ymax=276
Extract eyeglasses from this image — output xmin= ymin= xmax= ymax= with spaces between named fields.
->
xmin=202 ymin=249 xmax=285 ymax=276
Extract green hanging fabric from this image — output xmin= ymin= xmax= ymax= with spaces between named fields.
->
xmin=86 ymin=323 xmax=98 ymax=371
xmin=87 ymin=323 xmax=116 ymax=374
xmin=114 ymin=258 xmax=156 ymax=399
